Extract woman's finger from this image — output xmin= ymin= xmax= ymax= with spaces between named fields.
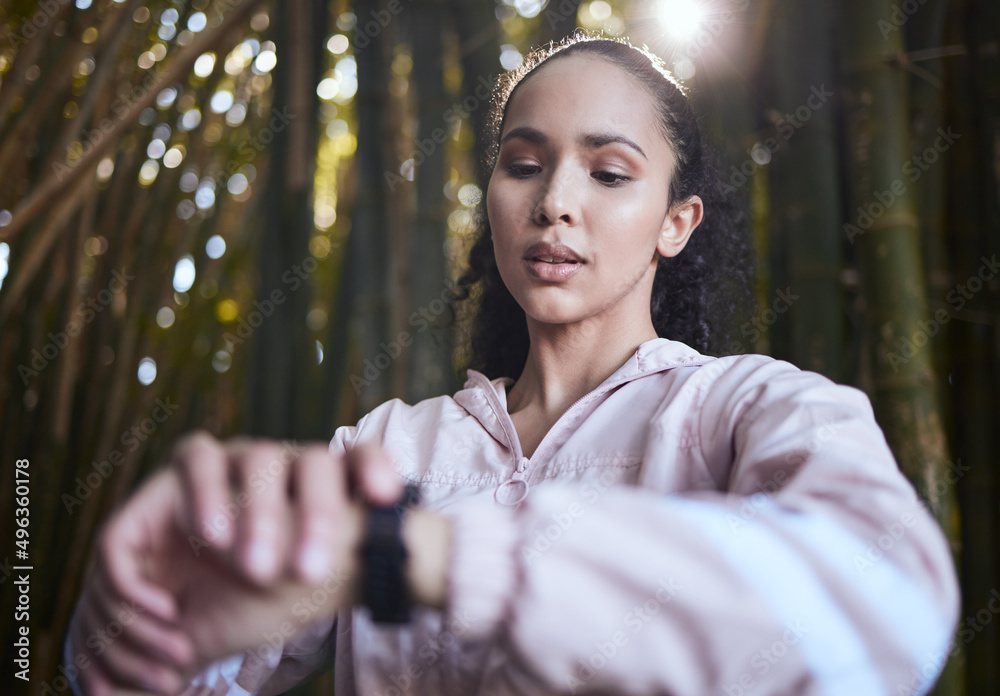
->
xmin=73 ymin=589 xmax=184 ymax=696
xmin=96 ymin=472 xmax=181 ymax=623
xmin=88 ymin=567 xmax=195 ymax=669
xmin=232 ymin=440 xmax=293 ymax=584
xmin=173 ymin=430 xmax=235 ymax=550
xmin=93 ymin=637 xmax=185 ymax=696
xmin=290 ymin=445 xmax=345 ymax=583
xmin=76 ymin=655 xmax=120 ymax=696
xmin=343 ymin=441 xmax=403 ymax=506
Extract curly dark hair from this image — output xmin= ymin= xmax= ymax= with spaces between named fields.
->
xmin=448 ymin=33 xmax=756 ymax=382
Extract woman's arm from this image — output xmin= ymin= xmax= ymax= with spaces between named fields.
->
xmin=62 ymin=419 xmax=397 ymax=696
xmin=418 ymin=356 xmax=958 ymax=695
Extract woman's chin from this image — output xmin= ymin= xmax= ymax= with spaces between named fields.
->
xmin=520 ymin=303 xmax=588 ymax=328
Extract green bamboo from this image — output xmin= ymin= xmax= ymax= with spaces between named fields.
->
xmin=838 ymin=3 xmax=961 ymax=692
xmin=767 ymin=0 xmax=844 ymax=380
xmin=352 ymin=0 xmax=396 ymax=414
xmin=406 ymin=0 xmax=456 ymax=402
xmin=0 ymin=3 xmax=293 ymax=689
xmin=907 ymin=2 xmax=976 ymax=695
xmin=944 ymin=1 xmax=1000 ymax=693
xmin=450 ymin=0 xmax=502 ymax=191
xmin=247 ymin=0 xmax=326 ymax=439
xmin=839 ymin=0 xmax=954 ymax=509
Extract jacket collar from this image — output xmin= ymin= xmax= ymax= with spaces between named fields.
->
xmin=452 ymin=338 xmax=713 ymax=447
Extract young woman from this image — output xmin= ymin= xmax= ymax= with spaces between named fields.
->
xmin=66 ymin=35 xmax=958 ymax=696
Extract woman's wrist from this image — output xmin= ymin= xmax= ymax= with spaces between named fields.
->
xmin=401 ymin=508 xmax=452 ymax=610
xmin=343 ymin=499 xmax=452 ymax=613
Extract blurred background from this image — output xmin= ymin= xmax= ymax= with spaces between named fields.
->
xmin=0 ymin=0 xmax=997 ymax=694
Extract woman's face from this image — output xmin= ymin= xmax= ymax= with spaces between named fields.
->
xmin=486 ymin=53 xmax=702 ymax=330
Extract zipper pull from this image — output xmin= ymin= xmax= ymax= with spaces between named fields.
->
xmin=494 ymin=457 xmax=530 ymax=506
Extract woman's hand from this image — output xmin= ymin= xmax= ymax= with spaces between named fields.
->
xmin=172 ymin=433 xmax=402 ymax=586
xmin=68 ymin=431 xmax=404 ymax=696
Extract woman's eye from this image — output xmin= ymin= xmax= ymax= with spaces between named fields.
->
xmin=593 ymin=171 xmax=629 ymax=186
xmin=506 ymin=164 xmax=540 ymax=178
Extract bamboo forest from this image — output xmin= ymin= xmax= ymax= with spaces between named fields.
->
xmin=0 ymin=0 xmax=998 ymax=694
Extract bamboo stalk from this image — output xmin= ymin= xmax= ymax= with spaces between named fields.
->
xmin=407 ymin=0 xmax=453 ymax=402
xmin=350 ymin=0 xmax=395 ymax=415
xmin=450 ymin=0 xmax=502 ymax=189
xmin=38 ymin=0 xmax=139 ymax=180
xmin=0 ymin=167 xmax=96 ymax=322
xmin=0 ymin=0 xmax=74 ymax=134
xmin=0 ymin=2 xmax=104 ymax=177
xmin=838 ymin=13 xmax=961 ymax=696
xmin=244 ymin=0 xmax=322 ymax=437
xmin=51 ymin=195 xmax=94 ymax=444
xmin=839 ymin=0 xmax=954 ymax=509
xmin=0 ymin=0 xmax=267 ymax=244
xmin=944 ymin=1 xmax=1000 ymax=693
xmin=907 ymin=3 xmax=967 ymax=692
xmin=767 ymin=0 xmax=844 ymax=380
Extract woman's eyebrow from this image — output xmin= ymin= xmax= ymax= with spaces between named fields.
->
xmin=581 ymin=131 xmax=647 ymax=160
xmin=500 ymin=126 xmax=647 ymax=160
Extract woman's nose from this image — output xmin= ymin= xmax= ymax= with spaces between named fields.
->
xmin=531 ymin=166 xmax=579 ymax=227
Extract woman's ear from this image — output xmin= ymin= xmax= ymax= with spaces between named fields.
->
xmin=656 ymin=195 xmax=704 ymax=258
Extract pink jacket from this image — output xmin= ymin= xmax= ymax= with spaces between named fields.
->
xmin=89 ymin=338 xmax=961 ymax=695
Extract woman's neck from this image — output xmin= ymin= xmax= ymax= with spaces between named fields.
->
xmin=505 ymin=316 xmax=659 ymax=418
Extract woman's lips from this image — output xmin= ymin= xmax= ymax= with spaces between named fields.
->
xmin=523 ymin=241 xmax=585 ymax=281
xmin=524 ymin=257 xmax=583 ymax=281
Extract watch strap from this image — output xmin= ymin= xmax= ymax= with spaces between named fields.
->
xmin=361 ymin=484 xmax=420 ymax=623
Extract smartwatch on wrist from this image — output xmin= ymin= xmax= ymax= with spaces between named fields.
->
xmin=360 ymin=484 xmax=420 ymax=623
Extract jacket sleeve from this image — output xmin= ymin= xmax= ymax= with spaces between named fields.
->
xmin=439 ymin=356 xmax=960 ymax=696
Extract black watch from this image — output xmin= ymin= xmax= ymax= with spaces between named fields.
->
xmin=360 ymin=484 xmax=420 ymax=623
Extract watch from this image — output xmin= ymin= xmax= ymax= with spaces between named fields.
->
xmin=360 ymin=484 xmax=421 ymax=623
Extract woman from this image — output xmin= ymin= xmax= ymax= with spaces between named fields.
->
xmin=66 ymin=35 xmax=958 ymax=696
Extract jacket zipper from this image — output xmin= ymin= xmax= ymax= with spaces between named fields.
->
xmin=478 ymin=371 xmax=671 ymax=506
